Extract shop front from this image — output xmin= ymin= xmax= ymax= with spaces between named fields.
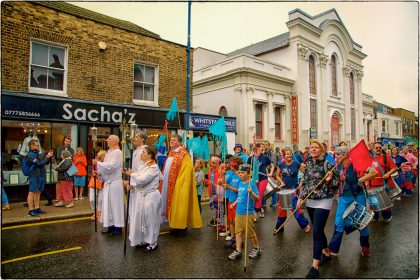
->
xmin=1 ymin=91 xmax=183 ymax=201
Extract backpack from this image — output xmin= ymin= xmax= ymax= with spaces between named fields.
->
xmin=22 ymin=156 xmax=34 ymax=176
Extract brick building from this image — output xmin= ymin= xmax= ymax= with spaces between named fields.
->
xmin=392 ymin=108 xmax=418 ymax=145
xmin=1 ymin=1 xmax=195 ymax=197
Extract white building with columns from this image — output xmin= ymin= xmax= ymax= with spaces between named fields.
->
xmin=193 ymin=8 xmax=367 ymax=150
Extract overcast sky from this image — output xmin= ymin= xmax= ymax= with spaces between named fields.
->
xmin=71 ymin=1 xmax=419 ymax=115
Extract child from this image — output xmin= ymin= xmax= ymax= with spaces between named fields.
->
xmin=223 ymin=157 xmax=243 ymax=247
xmin=194 ymin=158 xmax=204 ymax=213
xmin=88 ymin=150 xmax=106 ymax=221
xmin=228 ymin=164 xmax=261 ymax=260
xmin=216 ymin=163 xmax=227 ymax=233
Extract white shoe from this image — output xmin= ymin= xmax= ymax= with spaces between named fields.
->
xmin=225 ymin=236 xmax=232 ymax=241
xmin=219 ymin=231 xmax=230 ymax=237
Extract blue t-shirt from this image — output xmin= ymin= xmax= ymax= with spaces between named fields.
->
xmin=278 ymin=160 xmax=301 ymax=189
xmin=225 ymin=170 xmax=234 ymax=200
xmin=226 ymin=172 xmax=241 ymax=203
xmin=247 ymin=154 xmax=271 ymax=181
xmin=236 ymin=180 xmax=258 ymax=215
xmin=210 ymin=170 xmax=216 ymax=195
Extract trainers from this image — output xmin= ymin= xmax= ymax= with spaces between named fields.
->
xmin=319 ymin=253 xmax=332 ymax=266
xmin=361 ymin=246 xmax=370 ymax=257
xmin=383 ymin=217 xmax=392 ymax=223
xmin=55 ymin=201 xmax=64 ymax=207
xmin=74 ymin=197 xmax=79 ymax=201
xmin=228 ymin=250 xmax=242 ymax=260
xmin=208 ymin=219 xmax=218 ymax=227
xmin=270 ymin=203 xmax=278 ymax=207
xmin=305 ymin=266 xmax=319 ymax=279
xmin=329 ymin=250 xmax=338 ymax=256
xmin=259 ymin=211 xmax=265 ymax=218
xmin=217 ymin=225 xmax=226 ymax=232
xmin=33 ymin=208 xmax=46 ymax=214
xmin=219 ymin=231 xmax=230 ymax=237
xmin=248 ymin=247 xmax=261 ymax=259
xmin=225 ymin=236 xmax=232 ymax=241
xmin=65 ymin=202 xmax=74 ymax=208
xmin=28 ymin=210 xmax=39 ymax=217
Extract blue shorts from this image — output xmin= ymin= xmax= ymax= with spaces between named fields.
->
xmin=74 ymin=176 xmax=86 ymax=187
xmin=28 ymin=177 xmax=46 ymax=192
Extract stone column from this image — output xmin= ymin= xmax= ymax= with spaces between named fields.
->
xmin=267 ymin=91 xmax=274 ymax=143
xmin=234 ymin=85 xmax=245 ymax=145
xmin=285 ymin=95 xmax=292 ymax=147
xmin=342 ymin=65 xmax=351 ymax=142
xmin=356 ymin=70 xmax=364 ymax=141
xmin=246 ymin=85 xmax=255 ymax=148
xmin=319 ymin=53 xmax=329 ymax=143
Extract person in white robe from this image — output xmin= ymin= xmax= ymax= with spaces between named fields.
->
xmin=125 ymin=146 xmax=162 ymax=252
xmin=93 ymin=135 xmax=124 ymax=236
xmin=127 ymin=130 xmax=148 ymax=222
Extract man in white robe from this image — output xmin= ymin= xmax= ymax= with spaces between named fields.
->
xmin=93 ymin=135 xmax=124 ymax=236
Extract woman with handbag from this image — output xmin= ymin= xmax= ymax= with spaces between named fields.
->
xmin=55 ymin=150 xmax=75 ymax=208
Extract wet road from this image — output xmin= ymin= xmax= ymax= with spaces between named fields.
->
xmin=2 ymin=194 xmax=418 ymax=278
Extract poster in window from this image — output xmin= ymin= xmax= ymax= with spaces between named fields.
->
xmin=9 ymin=174 xmax=19 ymax=185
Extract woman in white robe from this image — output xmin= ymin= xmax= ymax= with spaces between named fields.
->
xmin=125 ymin=146 xmax=162 ymax=252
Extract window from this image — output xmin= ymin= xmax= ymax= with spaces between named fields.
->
xmin=274 ymin=107 xmax=282 ymax=140
xmin=309 ymin=55 xmax=316 ymax=96
xmin=349 ymin=72 xmax=355 ymax=105
xmin=382 ymin=120 xmax=387 ymax=133
xmin=133 ymin=63 xmax=158 ymax=106
xmin=255 ymin=104 xmax=263 ymax=139
xmin=310 ymin=99 xmax=317 ymax=134
xmin=331 ymin=55 xmax=337 ymax=96
xmin=29 ymin=41 xmax=66 ymax=94
xmin=395 ymin=121 xmax=399 ymax=135
xmin=351 ymin=108 xmax=356 ymax=140
xmin=219 ymin=106 xmax=228 ymax=117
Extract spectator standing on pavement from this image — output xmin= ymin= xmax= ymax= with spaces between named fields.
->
xmin=25 ymin=140 xmax=54 ymax=217
xmin=206 ymin=155 xmax=221 ymax=226
xmin=73 ymin=147 xmax=87 ymax=201
xmin=88 ymin=150 xmax=106 ymax=221
xmin=233 ymin=144 xmax=248 ymax=164
xmin=2 ymin=171 xmax=10 ymax=210
xmin=93 ymin=135 xmax=124 ymax=236
xmin=55 ymin=136 xmax=74 ymax=202
xmin=55 ymin=150 xmax=75 ymax=208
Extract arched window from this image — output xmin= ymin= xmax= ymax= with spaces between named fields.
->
xmin=218 ymin=106 xmax=227 ymax=117
xmin=331 ymin=55 xmax=337 ymax=96
xmin=309 ymin=55 xmax=316 ymax=96
xmin=349 ymin=72 xmax=355 ymax=105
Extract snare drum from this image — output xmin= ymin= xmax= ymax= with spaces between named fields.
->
xmin=367 ymin=188 xmax=393 ymax=211
xmin=343 ymin=201 xmax=373 ymax=230
xmin=263 ymin=177 xmax=278 ymax=201
xmin=278 ymin=189 xmax=296 ymax=210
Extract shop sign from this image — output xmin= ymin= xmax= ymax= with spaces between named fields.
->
xmin=186 ymin=114 xmax=236 ymax=132
xmin=1 ymin=93 xmax=180 ymax=128
xmin=292 ymin=96 xmax=298 ymax=143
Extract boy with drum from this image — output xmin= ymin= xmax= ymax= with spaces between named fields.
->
xmin=327 ymin=146 xmax=377 ymax=258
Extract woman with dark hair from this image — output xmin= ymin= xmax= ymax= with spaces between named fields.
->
xmin=124 ymin=146 xmax=162 ymax=252
xmin=297 ymin=139 xmax=339 ymax=279
xmin=55 ymin=150 xmax=75 ymax=208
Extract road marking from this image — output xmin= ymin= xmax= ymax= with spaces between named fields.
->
xmin=1 ymin=247 xmax=81 ymax=265
xmin=2 ymin=217 xmax=90 ymax=230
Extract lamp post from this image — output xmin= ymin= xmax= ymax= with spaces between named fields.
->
xmin=90 ymin=125 xmax=98 ymax=232
xmin=123 ymin=121 xmax=138 ymax=254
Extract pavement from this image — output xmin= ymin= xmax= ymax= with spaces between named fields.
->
xmin=1 ymin=199 xmax=94 ymax=226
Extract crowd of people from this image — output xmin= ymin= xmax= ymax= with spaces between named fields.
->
xmin=17 ymin=132 xmax=418 ymax=278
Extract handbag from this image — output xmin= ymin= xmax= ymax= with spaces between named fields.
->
xmin=66 ymin=164 xmax=79 ymax=177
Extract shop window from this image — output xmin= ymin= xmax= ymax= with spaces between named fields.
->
xmin=133 ymin=63 xmax=159 ymax=106
xmin=1 ymin=120 xmax=76 ymax=186
xmin=255 ymin=104 xmax=263 ymax=139
xmin=29 ymin=41 xmax=67 ymax=96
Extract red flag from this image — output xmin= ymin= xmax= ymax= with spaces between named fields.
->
xmin=348 ymin=139 xmax=374 ymax=177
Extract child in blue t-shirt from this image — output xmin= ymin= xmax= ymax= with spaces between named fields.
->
xmin=223 ymin=157 xmax=243 ymax=246
xmin=228 ymin=164 xmax=261 ymax=260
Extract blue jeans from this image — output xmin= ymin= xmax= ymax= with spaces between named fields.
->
xmin=2 ymin=185 xmax=9 ymax=205
xmin=307 ymin=207 xmax=330 ymax=260
xmin=328 ymin=194 xmax=369 ymax=253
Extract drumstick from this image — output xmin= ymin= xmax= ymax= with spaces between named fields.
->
xmin=273 ymin=160 xmax=342 ymax=235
